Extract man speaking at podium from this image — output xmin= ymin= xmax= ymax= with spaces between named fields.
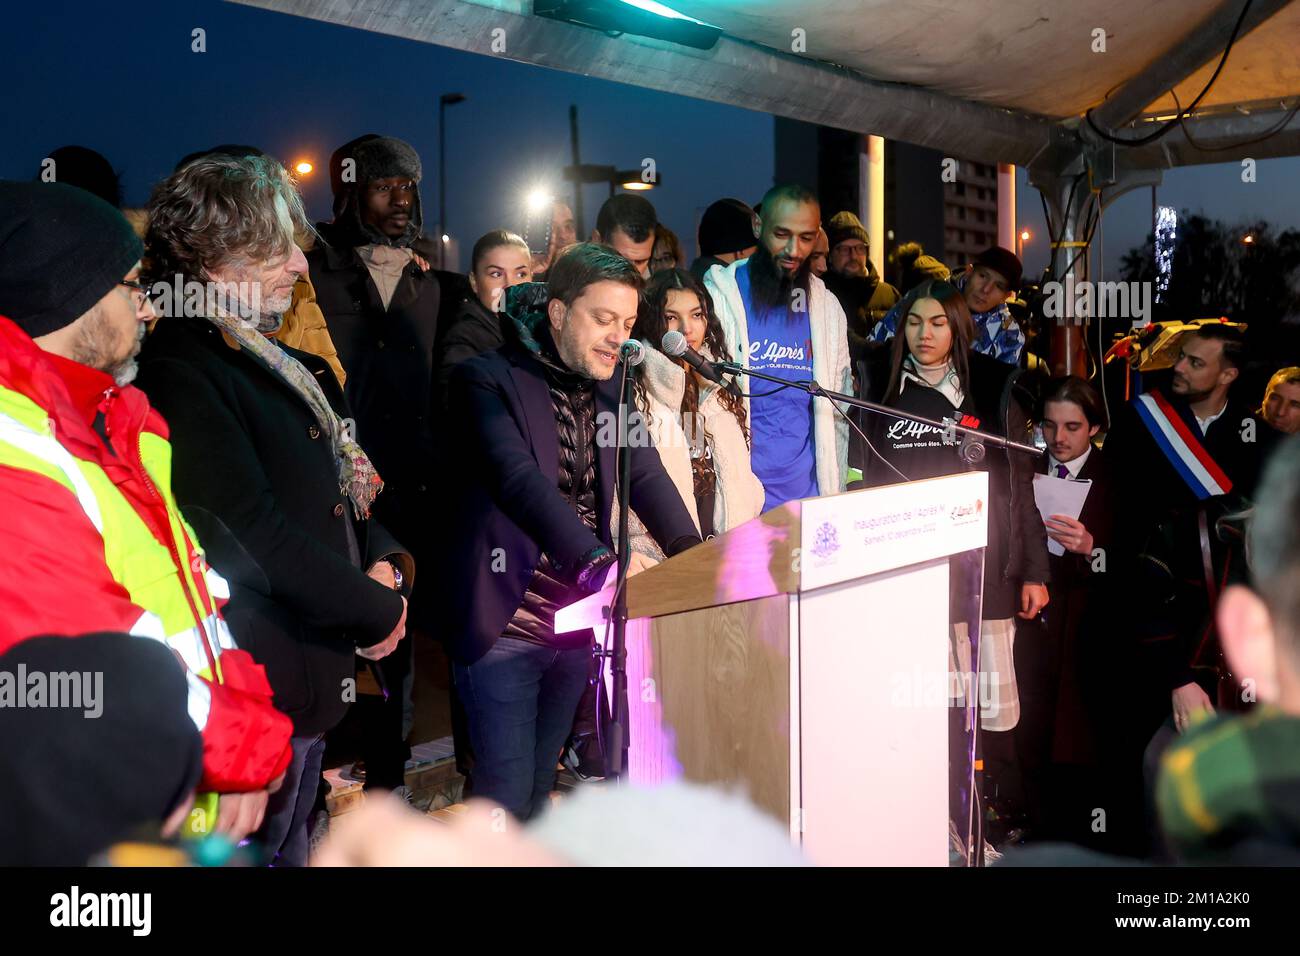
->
xmin=440 ymin=243 xmax=701 ymax=819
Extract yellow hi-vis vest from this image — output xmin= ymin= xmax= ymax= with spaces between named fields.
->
xmin=0 ymin=385 xmax=236 ymax=733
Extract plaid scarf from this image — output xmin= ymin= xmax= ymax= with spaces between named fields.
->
xmin=1157 ymin=705 xmax=1300 ymax=862
xmin=206 ymin=310 xmax=383 ymax=518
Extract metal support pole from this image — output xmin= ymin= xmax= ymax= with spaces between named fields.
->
xmin=569 ymin=105 xmax=584 ymax=238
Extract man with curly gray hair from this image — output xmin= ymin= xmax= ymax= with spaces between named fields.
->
xmin=135 ymin=153 xmax=414 ymax=866
xmin=143 ymin=153 xmax=314 ymax=331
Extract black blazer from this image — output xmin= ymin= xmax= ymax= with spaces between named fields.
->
xmin=136 ymin=320 xmax=409 ymax=737
xmin=438 ymin=342 xmax=701 ymax=665
xmin=1041 ymin=444 xmax=1116 ymax=594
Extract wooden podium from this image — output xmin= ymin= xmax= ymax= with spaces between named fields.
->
xmin=556 ymin=471 xmax=989 ymax=866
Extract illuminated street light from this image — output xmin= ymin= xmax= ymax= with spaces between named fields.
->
xmin=294 ymin=161 xmax=314 ymax=175
xmin=526 ymin=188 xmax=553 ymax=214
xmin=1017 ymin=228 xmax=1031 ymax=258
xmin=1242 ymin=234 xmax=1256 ymax=245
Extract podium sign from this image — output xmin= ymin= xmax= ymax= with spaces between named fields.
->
xmin=800 ymin=471 xmax=990 ymax=590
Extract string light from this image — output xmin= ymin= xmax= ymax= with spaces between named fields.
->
xmin=1155 ymin=205 xmax=1177 ymax=306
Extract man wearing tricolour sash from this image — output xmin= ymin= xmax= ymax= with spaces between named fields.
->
xmin=1092 ymin=324 xmax=1266 ymax=854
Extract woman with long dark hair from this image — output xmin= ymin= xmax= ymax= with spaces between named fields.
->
xmin=860 ymin=279 xmax=1050 ymax=846
xmin=624 ymin=269 xmax=763 ymax=555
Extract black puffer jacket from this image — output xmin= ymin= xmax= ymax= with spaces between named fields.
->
xmin=436 ymin=295 xmax=512 ymax=408
xmin=502 ymin=340 xmax=601 ymax=648
xmin=858 ymin=346 xmax=1051 ymax=618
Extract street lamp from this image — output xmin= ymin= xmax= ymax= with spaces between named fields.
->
xmin=1018 ymin=228 xmax=1031 ymax=259
xmin=616 ymin=169 xmax=659 ymax=192
xmin=294 ymin=161 xmax=314 ymax=176
xmin=526 ymin=188 xmax=553 ymax=215
xmin=439 ymin=92 xmax=467 ymax=267
xmin=562 ymin=163 xmax=662 ymax=199
xmin=1242 ymin=233 xmax=1256 ymax=245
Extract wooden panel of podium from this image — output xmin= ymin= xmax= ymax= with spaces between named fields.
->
xmin=557 ymin=471 xmax=989 ymax=866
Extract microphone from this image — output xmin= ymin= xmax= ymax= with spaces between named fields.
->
xmin=661 ymin=331 xmax=739 ymax=395
xmin=619 ymin=338 xmax=646 ymax=367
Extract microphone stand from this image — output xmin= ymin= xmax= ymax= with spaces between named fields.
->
xmin=712 ymin=361 xmax=1042 ymax=457
xmin=605 ymin=355 xmax=637 ymax=781
xmin=715 ymin=359 xmax=1039 ymax=865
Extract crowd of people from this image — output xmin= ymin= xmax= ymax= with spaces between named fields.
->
xmin=1 ymin=136 xmax=1299 ymax=867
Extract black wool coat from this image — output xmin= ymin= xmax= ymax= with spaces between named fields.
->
xmin=136 ymin=319 xmax=410 ymax=737
xmin=306 ymin=231 xmax=442 ymax=574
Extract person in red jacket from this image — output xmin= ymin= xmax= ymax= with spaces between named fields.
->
xmin=0 ymin=180 xmax=292 ymax=842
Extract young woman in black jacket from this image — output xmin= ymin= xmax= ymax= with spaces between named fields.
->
xmin=859 ymin=279 xmax=1051 ymax=845
xmin=435 ymin=230 xmax=534 ymax=405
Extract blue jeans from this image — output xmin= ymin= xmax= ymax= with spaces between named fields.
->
xmin=256 ymin=734 xmax=325 ymax=867
xmin=453 ymin=637 xmax=592 ymax=820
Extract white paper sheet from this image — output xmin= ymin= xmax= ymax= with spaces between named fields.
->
xmin=1032 ymin=473 xmax=1093 ymax=557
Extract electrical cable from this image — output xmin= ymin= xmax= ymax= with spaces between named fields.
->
xmin=1084 ymin=0 xmax=1253 ymax=147
xmin=807 ymin=381 xmax=911 ymax=484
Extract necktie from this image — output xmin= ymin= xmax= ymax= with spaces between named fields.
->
xmin=1056 ymin=464 xmax=1070 ymax=479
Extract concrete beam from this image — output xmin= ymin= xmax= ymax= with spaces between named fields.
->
xmin=226 ymin=0 xmax=1056 ymax=166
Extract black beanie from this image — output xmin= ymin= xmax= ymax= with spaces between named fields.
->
xmin=698 ymin=198 xmax=756 ymax=257
xmin=0 ymin=180 xmax=143 ymax=338
xmin=973 ymin=246 xmax=1023 ymax=292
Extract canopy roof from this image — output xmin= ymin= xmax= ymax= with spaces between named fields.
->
xmin=230 ymin=0 xmax=1300 ymax=171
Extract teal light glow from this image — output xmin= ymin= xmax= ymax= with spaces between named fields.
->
xmin=618 ymin=0 xmax=717 ymax=28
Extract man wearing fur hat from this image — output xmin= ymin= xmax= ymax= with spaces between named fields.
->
xmin=308 ymin=135 xmax=443 ymax=793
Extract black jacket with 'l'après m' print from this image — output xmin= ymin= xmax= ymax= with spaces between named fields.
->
xmin=858 ymin=347 xmax=1051 ymax=619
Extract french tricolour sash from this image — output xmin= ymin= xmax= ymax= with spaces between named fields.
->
xmin=1133 ymin=390 xmax=1233 ymax=500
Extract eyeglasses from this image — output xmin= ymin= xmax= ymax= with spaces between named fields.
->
xmin=118 ymin=279 xmax=153 ymax=307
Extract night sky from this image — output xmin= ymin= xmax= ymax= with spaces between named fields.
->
xmin=3 ymin=0 xmax=1298 ymax=280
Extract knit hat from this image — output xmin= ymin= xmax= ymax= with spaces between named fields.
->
xmin=0 ymin=180 xmax=143 ymax=338
xmin=826 ymin=211 xmax=869 ymax=251
xmin=36 ymin=146 xmax=122 ymax=208
xmin=902 ymin=254 xmax=952 ymax=292
xmin=698 ymin=198 xmax=756 ymax=256
xmin=972 ymin=246 xmax=1023 ymax=292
